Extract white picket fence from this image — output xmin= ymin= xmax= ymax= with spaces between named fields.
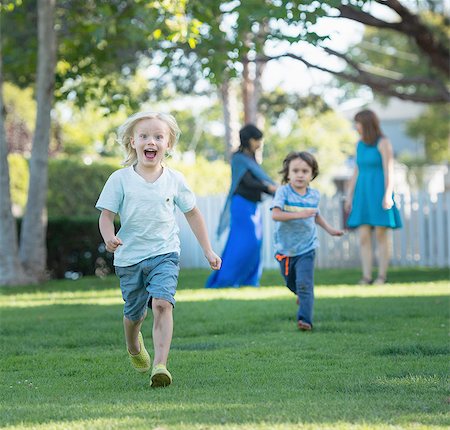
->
xmin=175 ymin=192 xmax=450 ymax=269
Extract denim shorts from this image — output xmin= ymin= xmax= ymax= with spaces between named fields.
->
xmin=115 ymin=252 xmax=180 ymax=321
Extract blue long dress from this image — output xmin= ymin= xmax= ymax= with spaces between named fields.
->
xmin=205 ymin=194 xmax=263 ymax=288
xmin=206 ymin=152 xmax=275 ymax=288
xmin=347 ymin=139 xmax=402 ymax=229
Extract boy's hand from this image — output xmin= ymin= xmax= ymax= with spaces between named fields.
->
xmin=298 ymin=208 xmax=318 ymax=218
xmin=205 ymin=250 xmax=222 ymax=270
xmin=267 ymin=184 xmax=278 ymax=194
xmin=105 ymin=236 xmax=123 ymax=253
xmin=329 ymin=228 xmax=344 ymax=237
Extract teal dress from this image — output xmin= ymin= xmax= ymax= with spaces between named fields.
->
xmin=347 ymin=138 xmax=402 ymax=229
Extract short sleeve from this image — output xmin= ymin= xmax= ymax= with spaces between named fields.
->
xmin=174 ymin=172 xmax=196 ymax=213
xmin=95 ymin=172 xmax=123 ymax=214
xmin=270 ymin=186 xmax=286 ymax=210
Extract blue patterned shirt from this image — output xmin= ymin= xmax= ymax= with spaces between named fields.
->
xmin=271 ymin=184 xmax=320 ymax=256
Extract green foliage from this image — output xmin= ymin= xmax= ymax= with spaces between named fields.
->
xmin=406 ymin=104 xmax=450 ymax=163
xmin=336 ymin=22 xmax=447 ymax=103
xmin=352 ymin=27 xmax=429 ymax=78
xmin=2 ymin=1 xmax=202 ymax=111
xmin=11 ymin=155 xmax=229 ymax=218
xmin=3 ymin=83 xmax=35 ymax=154
xmin=45 ymin=216 xmax=114 ymax=279
xmin=4 ymin=83 xmax=36 ymax=130
xmin=259 ymin=90 xmax=331 ymax=126
xmin=166 ymin=156 xmax=230 ymax=196
xmin=264 ymin=108 xmax=357 ymax=194
xmin=47 ymin=158 xmax=119 ymax=217
xmin=55 ymin=102 xmax=128 ymax=157
xmin=7 ymin=153 xmax=29 ymax=213
xmin=15 ymin=216 xmax=113 ymax=279
xmin=3 ymin=0 xmax=446 ymax=110
xmin=170 ymin=103 xmax=226 ymax=158
xmin=47 ymin=156 xmax=231 ymax=215
xmin=53 ymin=95 xmax=226 ymax=160
xmin=158 ymin=0 xmax=331 ymax=87
xmin=0 ymin=269 xmax=448 ymax=429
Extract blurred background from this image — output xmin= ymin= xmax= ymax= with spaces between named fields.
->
xmin=1 ymin=0 xmax=448 ymax=284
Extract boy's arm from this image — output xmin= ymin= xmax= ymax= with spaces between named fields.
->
xmin=184 ymin=206 xmax=222 ymax=270
xmin=315 ymin=213 xmax=344 ymax=236
xmin=99 ymin=209 xmax=123 ymax=252
xmin=272 ymin=207 xmax=317 ymax=221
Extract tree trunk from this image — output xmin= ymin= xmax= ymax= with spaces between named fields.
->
xmin=242 ymin=58 xmax=258 ymax=125
xmin=253 ymin=58 xmax=266 ymax=164
xmin=242 ymin=57 xmax=266 ymax=125
xmin=220 ymin=80 xmax=240 ymax=161
xmin=242 ymin=55 xmax=266 ymax=163
xmin=19 ymin=0 xmax=56 ymax=280
xmin=254 ymin=58 xmax=265 ymax=129
xmin=0 ymin=19 xmax=33 ymax=286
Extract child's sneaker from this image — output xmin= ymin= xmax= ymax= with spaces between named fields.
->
xmin=150 ymin=364 xmax=172 ymax=388
xmin=298 ymin=320 xmax=312 ymax=331
xmin=128 ymin=332 xmax=151 ymax=373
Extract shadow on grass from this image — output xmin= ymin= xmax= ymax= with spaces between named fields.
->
xmin=262 ymin=266 xmax=450 ymax=287
xmin=1 ymin=292 xmax=449 ymax=428
xmin=1 ymin=266 xmax=449 ymax=297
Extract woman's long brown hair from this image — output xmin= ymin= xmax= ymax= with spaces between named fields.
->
xmin=354 ymin=110 xmax=383 ymax=145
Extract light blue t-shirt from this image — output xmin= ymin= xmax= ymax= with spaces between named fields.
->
xmin=96 ymin=166 xmax=196 ymax=267
xmin=271 ymin=184 xmax=320 ymax=257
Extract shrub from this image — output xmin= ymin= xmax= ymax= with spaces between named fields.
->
xmin=8 ymin=153 xmax=29 ymax=214
xmin=166 ymin=155 xmax=230 ymax=195
xmin=47 ymin=158 xmax=119 ymax=217
xmin=46 ymin=216 xmax=116 ymax=279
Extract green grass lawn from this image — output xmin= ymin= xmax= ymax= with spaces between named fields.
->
xmin=1 ymin=267 xmax=449 ymax=430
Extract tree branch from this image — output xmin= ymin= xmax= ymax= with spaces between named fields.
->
xmin=338 ymin=5 xmax=398 ymax=30
xmin=338 ymin=2 xmax=450 ymax=75
xmin=321 ymin=47 xmax=442 ymax=86
xmin=260 ymin=52 xmax=450 ymax=103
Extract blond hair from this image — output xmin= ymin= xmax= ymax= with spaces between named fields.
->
xmin=117 ymin=111 xmax=181 ymax=166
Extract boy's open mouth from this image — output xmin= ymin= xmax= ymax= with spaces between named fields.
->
xmin=144 ymin=149 xmax=157 ymax=160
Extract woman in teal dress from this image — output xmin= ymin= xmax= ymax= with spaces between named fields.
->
xmin=345 ymin=110 xmax=402 ymax=285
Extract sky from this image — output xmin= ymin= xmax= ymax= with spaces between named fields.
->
xmin=261 ymin=1 xmax=403 ymax=108
xmin=262 ymin=17 xmax=365 ymax=99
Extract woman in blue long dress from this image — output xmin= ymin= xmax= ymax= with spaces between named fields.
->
xmin=345 ymin=110 xmax=402 ymax=285
xmin=205 ymin=124 xmax=277 ymax=288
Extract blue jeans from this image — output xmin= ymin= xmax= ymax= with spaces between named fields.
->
xmin=276 ymin=249 xmax=316 ymax=326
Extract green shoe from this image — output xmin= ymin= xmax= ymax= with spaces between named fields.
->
xmin=150 ymin=364 xmax=172 ymax=388
xmin=128 ymin=332 xmax=151 ymax=373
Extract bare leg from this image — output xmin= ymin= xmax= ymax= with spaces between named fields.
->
xmin=359 ymin=225 xmax=373 ymax=281
xmin=152 ymin=298 xmax=173 ymax=366
xmin=375 ymin=226 xmax=390 ymax=280
xmin=124 ymin=310 xmax=147 ymax=355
